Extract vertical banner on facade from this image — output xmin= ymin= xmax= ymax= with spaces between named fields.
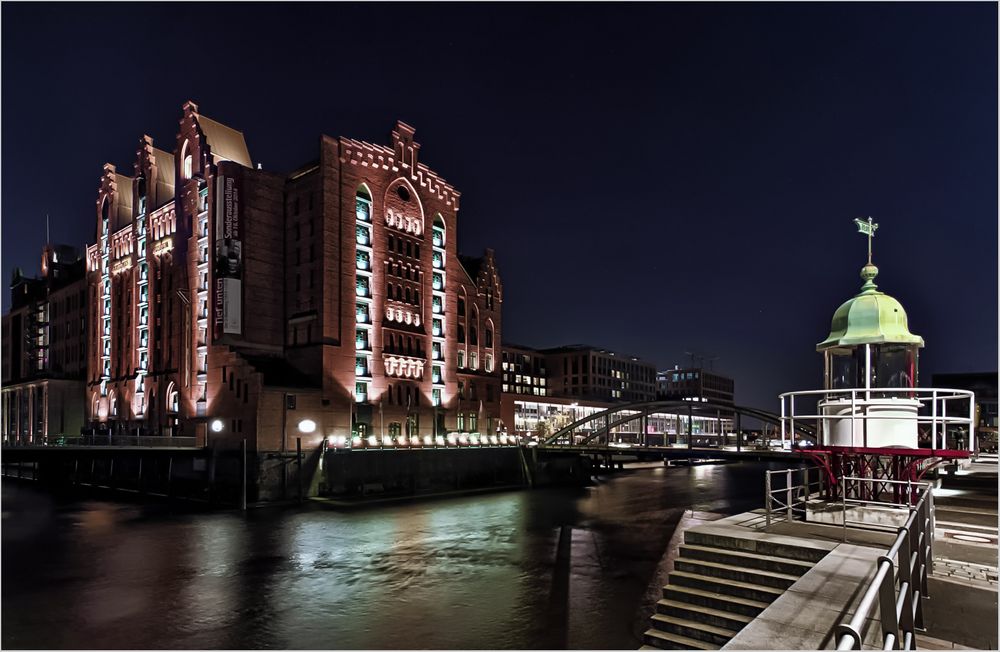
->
xmin=214 ymin=165 xmax=243 ymax=337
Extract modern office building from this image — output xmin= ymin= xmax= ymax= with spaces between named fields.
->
xmin=501 ymin=343 xmax=548 ymax=397
xmin=657 ymin=366 xmax=735 ymax=407
xmin=540 ymin=344 xmax=657 ymax=402
xmin=83 ymin=101 xmax=502 ymax=458
xmin=2 ymin=244 xmax=89 ymax=444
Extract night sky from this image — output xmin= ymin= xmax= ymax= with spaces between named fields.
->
xmin=2 ymin=3 xmax=996 ymax=410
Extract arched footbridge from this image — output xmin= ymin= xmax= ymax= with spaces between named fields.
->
xmin=535 ymin=399 xmax=816 ymax=462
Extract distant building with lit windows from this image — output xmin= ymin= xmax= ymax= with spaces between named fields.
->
xmin=80 ymin=101 xmax=502 ymax=480
xmin=540 ymin=344 xmax=657 ymax=402
xmin=501 ymin=343 xmax=548 ymax=396
xmin=2 ymin=244 xmax=89 ymax=444
xmin=657 ymin=366 xmax=735 ymax=410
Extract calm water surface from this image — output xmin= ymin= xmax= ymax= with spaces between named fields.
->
xmin=2 ymin=462 xmax=778 ymax=649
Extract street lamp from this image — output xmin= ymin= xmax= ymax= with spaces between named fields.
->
xmin=298 ymin=419 xmax=317 ymax=434
xmin=210 ymin=419 xmax=224 ymax=433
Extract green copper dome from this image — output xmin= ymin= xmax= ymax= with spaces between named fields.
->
xmin=817 ymin=263 xmax=924 ymax=351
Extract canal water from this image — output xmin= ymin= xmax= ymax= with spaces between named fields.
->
xmin=2 ymin=461 xmax=782 ymax=649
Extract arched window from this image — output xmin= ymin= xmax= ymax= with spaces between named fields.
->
xmin=458 ymin=296 xmax=466 ymax=317
xmin=109 ymin=390 xmax=118 ymax=418
xmin=136 ymin=177 xmax=147 ymax=214
xmin=166 ymin=382 xmax=179 ymax=413
xmin=458 ymin=325 xmax=465 ymax=343
xmin=181 ymin=141 xmax=193 ymax=180
xmin=485 ymin=325 xmax=494 ymax=348
xmin=470 ymin=326 xmax=478 ymax=346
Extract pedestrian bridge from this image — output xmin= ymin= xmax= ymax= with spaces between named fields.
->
xmin=538 ymin=398 xmax=815 ymax=452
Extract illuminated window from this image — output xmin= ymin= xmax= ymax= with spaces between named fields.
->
xmin=485 ymin=353 xmax=494 ymax=373
xmin=470 ymin=352 xmax=478 ymax=370
xmin=183 ymin=154 xmax=193 ymax=180
xmin=356 ymin=198 xmax=371 ymax=222
xmin=458 ymin=350 xmax=465 ymax=368
xmin=432 ymin=389 xmax=441 ymax=407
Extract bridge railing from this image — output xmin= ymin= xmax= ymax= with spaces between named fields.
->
xmin=835 ymin=480 xmax=934 ymax=650
xmin=36 ymin=436 xmax=199 ymax=448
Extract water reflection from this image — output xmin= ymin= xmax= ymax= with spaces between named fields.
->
xmin=3 ymin=462 xmax=780 ymax=649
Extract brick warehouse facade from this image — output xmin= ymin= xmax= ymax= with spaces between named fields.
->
xmin=84 ymin=102 xmax=503 ymax=474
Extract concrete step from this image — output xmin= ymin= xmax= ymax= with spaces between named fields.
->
xmin=656 ymin=598 xmax=754 ymax=631
xmin=679 ymin=543 xmax=815 ymax=576
xmin=674 ymin=558 xmax=801 ymax=590
xmin=643 ymin=627 xmax=720 ymax=650
xmin=662 ymin=584 xmax=770 ymax=618
xmin=649 ymin=613 xmax=736 ymax=647
xmin=668 ymin=570 xmax=785 ymax=603
xmin=683 ymin=529 xmax=829 ymax=563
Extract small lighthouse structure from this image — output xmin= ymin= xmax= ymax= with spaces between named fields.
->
xmin=816 ymin=221 xmax=924 ymax=448
xmin=781 ymin=218 xmax=974 ymax=499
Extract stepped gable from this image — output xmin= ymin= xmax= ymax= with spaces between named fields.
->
xmin=339 ymin=121 xmax=460 ymax=210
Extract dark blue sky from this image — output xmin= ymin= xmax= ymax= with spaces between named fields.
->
xmin=2 ymin=3 xmax=996 ymax=409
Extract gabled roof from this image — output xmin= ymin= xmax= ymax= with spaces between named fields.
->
xmin=198 ymin=114 xmax=252 ymax=168
xmin=458 ymin=254 xmax=483 ymax=283
xmin=152 ymin=147 xmax=175 ymax=208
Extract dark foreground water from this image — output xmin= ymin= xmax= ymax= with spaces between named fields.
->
xmin=2 ymin=461 xmax=780 ymax=650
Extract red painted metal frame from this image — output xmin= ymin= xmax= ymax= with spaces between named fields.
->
xmin=803 ymin=446 xmax=969 ymax=503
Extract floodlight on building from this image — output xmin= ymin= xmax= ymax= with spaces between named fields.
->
xmin=298 ymin=419 xmax=317 ymax=434
xmin=210 ymin=419 xmax=224 ymax=433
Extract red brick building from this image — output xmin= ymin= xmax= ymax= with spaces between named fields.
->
xmin=85 ymin=101 xmax=502 ymax=459
xmin=2 ymin=244 xmax=89 ymax=444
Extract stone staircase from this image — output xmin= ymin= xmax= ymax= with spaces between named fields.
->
xmin=642 ymin=529 xmax=829 ymax=650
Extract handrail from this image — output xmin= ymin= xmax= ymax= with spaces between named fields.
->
xmin=6 ymin=436 xmax=200 ymax=448
xmin=764 ymin=467 xmax=826 ymax=528
xmin=835 ymin=481 xmax=934 ymax=650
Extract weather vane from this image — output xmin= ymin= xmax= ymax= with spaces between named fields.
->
xmin=854 ymin=216 xmax=879 ymax=265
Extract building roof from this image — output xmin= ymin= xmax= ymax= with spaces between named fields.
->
xmin=458 ymin=254 xmax=483 ymax=283
xmin=152 ymin=147 xmax=175 ymax=207
xmin=113 ymin=173 xmax=133 ymax=230
xmin=817 ymin=264 xmax=924 ymax=351
xmin=198 ymin=114 xmax=252 ymax=168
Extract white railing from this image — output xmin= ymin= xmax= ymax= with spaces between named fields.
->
xmin=835 ymin=480 xmax=935 ymax=650
xmin=778 ymin=387 xmax=975 ymax=451
xmin=764 ymin=466 xmax=827 ymax=528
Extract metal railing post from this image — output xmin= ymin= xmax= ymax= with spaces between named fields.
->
xmin=786 ymin=468 xmax=793 ymax=522
xmin=780 ymin=397 xmax=786 ymax=445
xmin=765 ymin=471 xmax=772 ymax=530
xmin=931 ymin=390 xmax=938 ymax=449
xmin=877 ymin=555 xmax=901 ymax=649
xmin=788 ymin=395 xmax=794 ymax=449
xmin=968 ymin=393 xmax=976 ymax=454
xmin=842 ymin=474 xmax=848 ymax=542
